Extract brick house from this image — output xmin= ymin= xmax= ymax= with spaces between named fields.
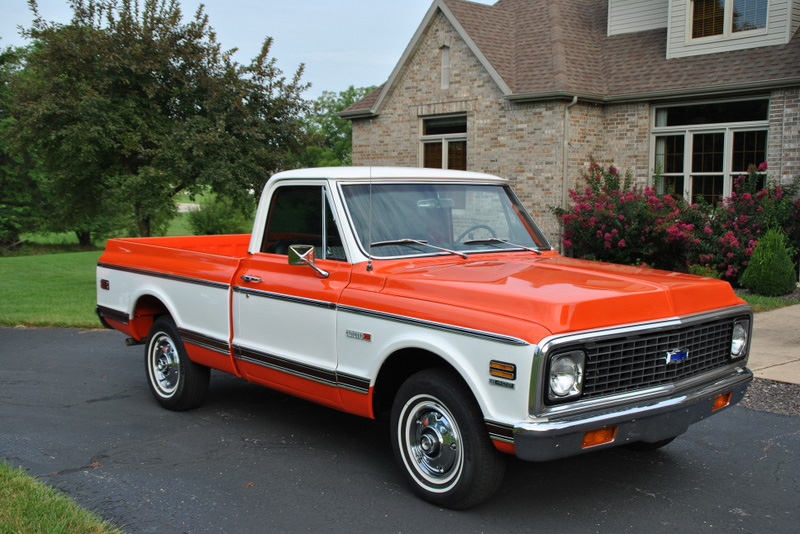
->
xmin=341 ymin=0 xmax=800 ymax=244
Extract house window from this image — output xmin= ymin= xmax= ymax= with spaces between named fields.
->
xmin=732 ymin=0 xmax=768 ymax=31
xmin=421 ymin=115 xmax=467 ymax=171
xmin=653 ymin=99 xmax=768 ymax=204
xmin=691 ymin=0 xmax=767 ymax=39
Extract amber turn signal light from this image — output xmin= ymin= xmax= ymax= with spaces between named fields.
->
xmin=581 ymin=426 xmax=618 ymax=449
xmin=712 ymin=392 xmax=732 ymax=411
xmin=490 ymin=360 xmax=516 ymax=380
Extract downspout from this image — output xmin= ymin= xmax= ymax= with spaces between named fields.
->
xmin=560 ymin=95 xmax=578 ymax=254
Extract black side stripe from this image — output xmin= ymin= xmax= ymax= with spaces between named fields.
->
xmin=97 ymin=262 xmax=229 ymax=290
xmin=336 ymin=371 xmax=372 ymax=393
xmin=179 ymin=329 xmax=230 ymax=355
xmin=485 ymin=420 xmax=515 ymax=443
xmin=233 ymin=345 xmax=370 ymax=394
xmin=232 ymin=286 xmax=336 ymax=310
xmin=338 ymin=305 xmax=529 ymax=346
xmin=97 ymin=305 xmax=130 ymax=325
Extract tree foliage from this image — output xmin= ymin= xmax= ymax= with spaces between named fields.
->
xmin=294 ymin=85 xmax=376 ymax=168
xmin=0 ymin=46 xmax=41 ymax=248
xmin=6 ymin=0 xmax=308 ymax=240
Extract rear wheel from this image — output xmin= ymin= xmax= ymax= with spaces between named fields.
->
xmin=391 ymin=367 xmax=505 ymax=509
xmin=145 ymin=316 xmax=209 ymax=411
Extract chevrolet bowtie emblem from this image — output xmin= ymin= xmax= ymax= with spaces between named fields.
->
xmin=665 ymin=349 xmax=689 ymax=365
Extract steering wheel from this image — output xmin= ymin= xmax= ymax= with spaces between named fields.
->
xmin=456 ymin=224 xmax=498 ymax=242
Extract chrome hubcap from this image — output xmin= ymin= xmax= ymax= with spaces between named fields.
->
xmin=151 ymin=334 xmax=179 ymax=395
xmin=405 ymin=398 xmax=463 ymax=484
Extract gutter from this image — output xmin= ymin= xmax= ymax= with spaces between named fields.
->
xmin=560 ymin=96 xmax=578 ymax=255
xmin=338 ymin=108 xmax=379 ymax=120
xmin=505 ymin=77 xmax=800 ymax=105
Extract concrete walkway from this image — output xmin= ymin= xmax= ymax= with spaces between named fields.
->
xmin=748 ymin=303 xmax=800 ymax=385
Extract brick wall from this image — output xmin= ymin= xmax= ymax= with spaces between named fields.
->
xmin=769 ymin=88 xmax=800 ymax=186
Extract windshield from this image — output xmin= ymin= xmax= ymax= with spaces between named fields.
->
xmin=340 ymin=183 xmax=550 ymax=258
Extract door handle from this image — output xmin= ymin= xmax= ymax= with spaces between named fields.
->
xmin=240 ymin=274 xmax=262 ymax=283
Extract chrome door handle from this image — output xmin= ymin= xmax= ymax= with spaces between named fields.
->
xmin=240 ymin=274 xmax=262 ymax=283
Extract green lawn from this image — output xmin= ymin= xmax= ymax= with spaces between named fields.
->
xmin=0 ymin=250 xmax=102 ymax=328
xmin=0 ymin=214 xmax=198 ymax=328
xmin=0 ymin=462 xmax=121 ymax=534
xmin=736 ymin=290 xmax=799 ymax=313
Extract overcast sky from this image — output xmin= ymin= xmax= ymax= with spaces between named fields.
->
xmin=1 ymin=0 xmax=494 ymax=99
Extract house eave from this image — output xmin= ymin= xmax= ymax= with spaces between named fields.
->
xmin=504 ymin=78 xmax=800 ymax=105
xmin=505 ymin=91 xmax=607 ymax=104
xmin=338 ymin=108 xmax=379 ymax=120
xmin=605 ymin=77 xmax=800 ymax=103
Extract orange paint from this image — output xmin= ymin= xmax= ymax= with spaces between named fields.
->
xmin=492 ymin=439 xmax=516 ymax=455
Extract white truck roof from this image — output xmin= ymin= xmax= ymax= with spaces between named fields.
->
xmin=269 ymin=166 xmax=507 ymax=183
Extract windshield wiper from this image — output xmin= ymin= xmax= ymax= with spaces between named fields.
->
xmin=463 ymin=238 xmax=542 ymax=255
xmin=370 ymin=239 xmax=468 ymax=259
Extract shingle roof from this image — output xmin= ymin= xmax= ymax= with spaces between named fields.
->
xmin=342 ymin=0 xmax=800 ymax=116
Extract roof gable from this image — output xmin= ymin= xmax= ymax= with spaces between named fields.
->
xmin=341 ymin=0 xmax=512 ymax=118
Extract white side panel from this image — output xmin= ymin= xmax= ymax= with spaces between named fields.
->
xmin=233 ymin=293 xmax=337 ymax=372
xmin=97 ymin=266 xmax=231 ymax=344
xmin=335 ymin=307 xmax=536 ymax=426
xmin=608 ymin=0 xmax=669 ymax=36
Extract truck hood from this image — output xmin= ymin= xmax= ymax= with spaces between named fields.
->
xmin=379 ymin=254 xmax=744 ymax=337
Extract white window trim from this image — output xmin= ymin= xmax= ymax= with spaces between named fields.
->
xmin=686 ymin=0 xmax=769 ymax=44
xmin=650 ymin=98 xmax=769 ymax=201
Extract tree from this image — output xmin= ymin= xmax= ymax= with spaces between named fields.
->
xmin=294 ymin=85 xmax=376 ymax=168
xmin=7 ymin=0 xmax=308 ymax=241
xmin=0 ymin=46 xmax=41 ymax=248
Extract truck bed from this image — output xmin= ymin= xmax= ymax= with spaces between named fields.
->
xmin=99 ymin=234 xmax=251 ymax=286
xmin=109 ymin=234 xmax=252 ymax=257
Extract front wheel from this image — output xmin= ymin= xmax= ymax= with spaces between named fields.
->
xmin=391 ymin=367 xmax=505 ymax=509
xmin=145 ymin=316 xmax=209 ymax=411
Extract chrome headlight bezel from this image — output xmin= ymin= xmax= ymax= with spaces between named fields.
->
xmin=547 ymin=350 xmax=586 ymax=403
xmin=730 ymin=318 xmax=750 ymax=359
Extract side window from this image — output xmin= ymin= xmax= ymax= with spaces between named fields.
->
xmin=261 ymin=186 xmax=346 ymax=261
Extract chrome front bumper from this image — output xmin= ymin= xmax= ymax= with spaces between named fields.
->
xmin=513 ymin=367 xmax=753 ymax=462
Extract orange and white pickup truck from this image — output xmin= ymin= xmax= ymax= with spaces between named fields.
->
xmin=97 ymin=167 xmax=753 ymax=508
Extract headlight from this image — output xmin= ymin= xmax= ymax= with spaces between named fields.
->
xmin=731 ymin=319 xmax=750 ymax=359
xmin=548 ymin=351 xmax=585 ymax=402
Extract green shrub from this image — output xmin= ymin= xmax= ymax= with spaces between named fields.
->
xmin=738 ymin=228 xmax=798 ymax=296
xmin=187 ymin=197 xmax=253 ymax=235
xmin=688 ymin=264 xmax=721 ymax=279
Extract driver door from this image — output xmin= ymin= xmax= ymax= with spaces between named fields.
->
xmin=232 ymin=184 xmax=351 ymax=406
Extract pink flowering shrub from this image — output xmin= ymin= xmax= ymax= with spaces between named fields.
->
xmin=556 ymin=162 xmax=800 ymax=284
xmin=553 ymin=162 xmax=698 ymax=271
xmin=692 ymin=165 xmax=800 ymax=281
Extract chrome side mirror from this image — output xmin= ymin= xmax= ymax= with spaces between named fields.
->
xmin=288 ymin=244 xmax=329 ymax=278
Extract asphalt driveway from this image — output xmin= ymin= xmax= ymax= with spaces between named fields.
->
xmin=1 ymin=327 xmax=798 ymax=533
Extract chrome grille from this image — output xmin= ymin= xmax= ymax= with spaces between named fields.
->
xmin=579 ymin=319 xmax=733 ymax=399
